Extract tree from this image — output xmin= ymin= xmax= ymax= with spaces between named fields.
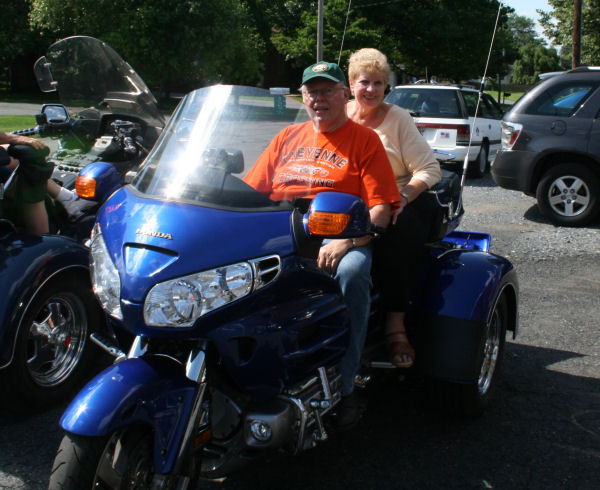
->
xmin=539 ymin=0 xmax=600 ymax=66
xmin=512 ymin=43 xmax=562 ymax=84
xmin=0 ymin=0 xmax=53 ymax=90
xmin=268 ymin=0 xmax=518 ymax=84
xmin=505 ymin=13 xmax=562 ymax=84
xmin=28 ymin=0 xmax=265 ymax=94
xmin=506 ymin=14 xmax=541 ymax=48
xmin=270 ymin=0 xmax=384 ymax=70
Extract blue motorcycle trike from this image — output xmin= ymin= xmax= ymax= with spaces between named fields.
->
xmin=49 ymin=84 xmax=518 ymax=488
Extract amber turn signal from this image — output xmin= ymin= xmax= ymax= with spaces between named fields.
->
xmin=75 ymin=175 xmax=97 ymax=199
xmin=308 ymin=211 xmax=350 ymax=236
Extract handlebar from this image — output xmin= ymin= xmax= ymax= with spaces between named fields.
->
xmin=11 ymin=127 xmax=39 ymax=137
xmin=122 ymin=136 xmax=138 ymax=155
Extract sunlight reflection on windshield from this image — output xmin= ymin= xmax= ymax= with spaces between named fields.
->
xmin=164 ymin=85 xmax=233 ymax=198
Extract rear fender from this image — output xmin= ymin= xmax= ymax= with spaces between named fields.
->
xmin=0 ymin=234 xmax=90 ymax=368
xmin=418 ymin=247 xmax=516 ymax=323
xmin=416 ymin=247 xmax=518 ymax=381
xmin=60 ymin=356 xmax=198 ymax=474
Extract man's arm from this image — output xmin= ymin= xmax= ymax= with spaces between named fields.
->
xmin=0 ymin=131 xmax=47 ymax=150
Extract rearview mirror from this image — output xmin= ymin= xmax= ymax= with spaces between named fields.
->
xmin=41 ymin=104 xmax=69 ymax=124
xmin=202 ymin=148 xmax=244 ymax=174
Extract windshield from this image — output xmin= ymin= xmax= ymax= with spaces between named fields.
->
xmin=132 ymin=85 xmax=308 ymax=209
xmin=33 ymin=36 xmax=164 ymax=129
xmin=386 ymin=88 xmax=462 ymax=118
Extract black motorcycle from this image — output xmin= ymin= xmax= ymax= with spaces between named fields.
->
xmin=0 ymin=36 xmax=165 ymax=411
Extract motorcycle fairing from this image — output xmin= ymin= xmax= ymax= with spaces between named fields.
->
xmin=59 ymin=355 xmax=198 ymax=474
xmin=113 ymin=253 xmax=349 ymax=400
xmin=97 ymin=186 xmax=296 ymax=303
xmin=0 ymin=234 xmax=89 ymax=368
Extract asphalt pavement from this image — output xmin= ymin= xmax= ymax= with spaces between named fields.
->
xmin=0 ymin=102 xmax=41 ymax=116
xmin=0 ymin=122 xmax=598 ymax=488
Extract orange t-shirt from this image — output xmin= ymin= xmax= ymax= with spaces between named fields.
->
xmin=244 ymin=120 xmax=400 ymax=207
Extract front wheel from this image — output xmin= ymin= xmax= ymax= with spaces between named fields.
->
xmin=49 ymin=428 xmax=177 ymax=490
xmin=536 ymin=163 xmax=600 ymax=226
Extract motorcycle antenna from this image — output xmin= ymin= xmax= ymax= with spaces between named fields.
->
xmin=457 ymin=1 xmax=504 ymax=205
xmin=337 ymin=0 xmax=353 ymax=65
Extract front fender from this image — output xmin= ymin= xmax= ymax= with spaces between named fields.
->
xmin=416 ymin=248 xmax=518 ymax=381
xmin=60 ymin=356 xmax=198 ymax=474
xmin=0 ymin=233 xmax=89 ymax=368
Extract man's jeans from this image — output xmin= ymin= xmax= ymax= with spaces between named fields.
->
xmin=327 ymin=241 xmax=373 ymax=396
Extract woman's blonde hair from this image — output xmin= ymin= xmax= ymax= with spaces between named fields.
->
xmin=347 ymin=48 xmax=391 ymax=85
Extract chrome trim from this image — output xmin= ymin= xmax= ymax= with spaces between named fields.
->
xmin=127 ymin=336 xmax=148 ymax=358
xmin=249 ymin=254 xmax=281 ymax=290
xmin=280 ymin=366 xmax=342 ymax=452
xmin=174 ymin=349 xmax=208 ymax=475
xmin=90 ymin=332 xmax=126 ymax=362
xmin=185 ymin=347 xmax=206 ymax=383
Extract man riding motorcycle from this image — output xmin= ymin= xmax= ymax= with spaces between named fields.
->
xmin=244 ymin=61 xmax=400 ymax=428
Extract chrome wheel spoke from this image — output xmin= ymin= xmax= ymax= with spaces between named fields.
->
xmin=26 ymin=331 xmax=57 ymax=372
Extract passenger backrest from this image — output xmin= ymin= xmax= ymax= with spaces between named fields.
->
xmin=425 ymin=169 xmax=463 ymax=242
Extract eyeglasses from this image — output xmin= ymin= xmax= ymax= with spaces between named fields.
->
xmin=303 ymin=87 xmax=344 ymax=100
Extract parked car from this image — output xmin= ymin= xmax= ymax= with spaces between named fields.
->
xmin=385 ymin=84 xmax=503 ymax=177
xmin=491 ymin=66 xmax=600 ymax=226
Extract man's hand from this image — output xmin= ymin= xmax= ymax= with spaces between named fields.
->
xmin=318 ymin=239 xmax=353 ymax=274
xmin=316 ymin=203 xmax=392 ymax=273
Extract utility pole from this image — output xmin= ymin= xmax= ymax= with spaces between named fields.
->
xmin=573 ymin=0 xmax=582 ymax=68
xmin=317 ymin=0 xmax=324 ymax=62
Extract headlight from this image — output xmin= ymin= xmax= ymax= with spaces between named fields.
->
xmin=90 ymin=223 xmax=122 ymax=319
xmin=144 ymin=262 xmax=253 ymax=327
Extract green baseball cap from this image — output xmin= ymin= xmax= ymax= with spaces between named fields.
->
xmin=302 ymin=61 xmax=346 ymax=85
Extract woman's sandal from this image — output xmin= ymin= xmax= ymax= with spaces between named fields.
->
xmin=384 ymin=331 xmax=415 ymax=368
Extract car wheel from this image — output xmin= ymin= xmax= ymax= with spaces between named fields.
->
xmin=469 ymin=143 xmax=488 ymax=178
xmin=0 ymin=274 xmax=103 ymax=412
xmin=536 ymin=163 xmax=600 ymax=227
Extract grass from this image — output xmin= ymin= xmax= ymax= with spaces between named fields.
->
xmin=0 ymin=115 xmax=38 ymax=133
xmin=486 ymin=90 xmax=524 ymax=103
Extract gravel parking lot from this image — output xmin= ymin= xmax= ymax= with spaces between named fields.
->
xmin=1 ymin=172 xmax=599 ymax=489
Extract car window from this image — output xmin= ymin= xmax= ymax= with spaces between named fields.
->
xmin=482 ymin=94 xmax=503 ymax=119
xmin=385 ymin=88 xmax=462 ymax=118
xmin=461 ymin=91 xmax=479 ymax=117
xmin=525 ymin=82 xmax=600 ymax=117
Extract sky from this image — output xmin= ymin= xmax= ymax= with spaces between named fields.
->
xmin=503 ymin=0 xmax=551 ymax=38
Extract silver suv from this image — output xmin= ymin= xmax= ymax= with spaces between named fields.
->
xmin=492 ymin=67 xmax=600 ymax=226
xmin=385 ymin=84 xmax=503 ymax=177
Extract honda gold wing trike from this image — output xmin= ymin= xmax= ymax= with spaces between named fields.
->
xmin=0 ymin=36 xmax=164 ymax=411
xmin=49 ymin=84 xmax=518 ymax=488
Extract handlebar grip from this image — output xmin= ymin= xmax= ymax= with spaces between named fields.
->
xmin=11 ymin=127 xmax=39 ymax=137
xmin=123 ymin=137 xmax=138 ymax=154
